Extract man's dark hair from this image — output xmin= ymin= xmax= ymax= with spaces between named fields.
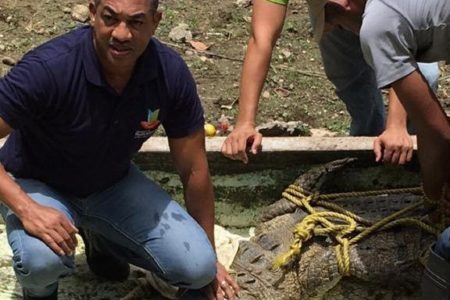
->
xmin=93 ymin=0 xmax=159 ymax=11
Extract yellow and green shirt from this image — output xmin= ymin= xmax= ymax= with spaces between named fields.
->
xmin=266 ymin=0 xmax=289 ymax=5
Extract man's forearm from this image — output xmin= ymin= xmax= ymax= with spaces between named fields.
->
xmin=169 ymin=131 xmax=216 ymax=246
xmin=393 ymin=70 xmax=450 ymax=201
xmin=0 ymin=119 xmax=32 ymax=216
xmin=237 ymin=0 xmax=286 ymax=127
xmin=237 ymin=37 xmax=274 ymax=126
xmin=386 ymin=88 xmax=408 ymax=130
xmin=183 ymin=168 xmax=216 ymax=248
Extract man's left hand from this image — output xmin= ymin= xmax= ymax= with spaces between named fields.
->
xmin=373 ymin=127 xmax=413 ymax=165
xmin=203 ymin=261 xmax=240 ymax=300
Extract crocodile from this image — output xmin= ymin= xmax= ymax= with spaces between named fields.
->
xmin=231 ymin=158 xmax=436 ymax=300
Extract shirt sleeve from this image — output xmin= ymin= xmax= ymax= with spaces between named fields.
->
xmin=360 ymin=6 xmax=418 ymax=89
xmin=266 ymin=0 xmax=289 ymax=5
xmin=0 ymin=54 xmax=55 ymax=129
xmin=162 ymin=58 xmax=205 ymax=138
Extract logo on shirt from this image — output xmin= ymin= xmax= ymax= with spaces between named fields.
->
xmin=134 ymin=108 xmax=161 ymax=139
xmin=140 ymin=109 xmax=160 ymax=130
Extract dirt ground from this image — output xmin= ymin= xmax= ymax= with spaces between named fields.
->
xmin=1 ymin=0 xmax=449 ymax=136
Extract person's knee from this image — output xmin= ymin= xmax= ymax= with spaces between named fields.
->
xmin=14 ymin=242 xmax=74 ymax=288
xmin=435 ymin=227 xmax=450 ymax=261
xmin=167 ymin=249 xmax=217 ymax=289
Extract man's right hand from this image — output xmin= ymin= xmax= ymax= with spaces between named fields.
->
xmin=221 ymin=123 xmax=262 ymax=164
xmin=20 ymin=202 xmax=78 ymax=256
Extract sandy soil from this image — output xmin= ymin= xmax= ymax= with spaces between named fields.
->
xmin=0 ymin=224 xmax=248 ymax=300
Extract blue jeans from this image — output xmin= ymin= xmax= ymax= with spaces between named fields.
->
xmin=0 ymin=164 xmax=216 ymax=298
xmin=435 ymin=227 xmax=450 ymax=261
xmin=320 ymin=28 xmax=440 ymax=136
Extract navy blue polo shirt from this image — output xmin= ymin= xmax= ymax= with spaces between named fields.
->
xmin=0 ymin=26 xmax=204 ymax=197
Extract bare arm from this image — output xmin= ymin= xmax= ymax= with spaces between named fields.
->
xmin=237 ymin=0 xmax=286 ymax=127
xmin=222 ymin=0 xmax=287 ymax=163
xmin=0 ymin=117 xmax=29 ymax=215
xmin=373 ymin=88 xmax=413 ymax=165
xmin=169 ymin=129 xmax=215 ymax=245
xmin=386 ymin=88 xmax=408 ymax=132
xmin=0 ymin=117 xmax=78 ymax=256
xmin=392 ymin=70 xmax=450 ymax=201
xmin=0 ymin=117 xmax=37 ymax=218
xmin=169 ymin=128 xmax=240 ymax=299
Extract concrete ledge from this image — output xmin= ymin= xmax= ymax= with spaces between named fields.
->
xmin=141 ymin=136 xmax=418 ymax=152
xmin=140 ymin=137 xmax=416 ymax=152
xmin=0 ymin=136 xmax=419 ymax=173
xmin=0 ymin=136 xmax=418 ymax=153
xmin=135 ymin=136 xmax=419 ymax=174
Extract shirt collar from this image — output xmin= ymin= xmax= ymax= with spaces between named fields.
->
xmin=132 ymin=38 xmax=160 ymax=85
xmin=82 ymin=26 xmax=104 ymax=87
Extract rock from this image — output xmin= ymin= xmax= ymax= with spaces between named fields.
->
xmin=274 ymin=87 xmax=290 ymax=97
xmin=257 ymin=120 xmax=311 ymax=136
xmin=2 ymin=57 xmax=16 ymax=66
xmin=282 ymin=49 xmax=292 ymax=59
xmin=71 ymin=5 xmax=90 ymax=23
xmin=0 ymin=45 xmax=5 ymax=52
xmin=235 ymin=0 xmax=251 ymax=7
xmin=168 ymin=23 xmax=192 ymax=43
xmin=310 ymin=128 xmax=338 ymax=137
xmin=262 ymin=91 xmax=270 ymax=99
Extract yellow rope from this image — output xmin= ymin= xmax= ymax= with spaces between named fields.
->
xmin=273 ymin=211 xmax=356 ymax=271
xmin=315 ymin=200 xmax=372 ymax=225
xmin=379 ymin=217 xmax=440 ymax=236
xmin=273 ymin=185 xmax=441 ymax=277
xmin=317 ymin=187 xmax=423 ymax=200
xmin=285 ymin=185 xmax=423 ymax=200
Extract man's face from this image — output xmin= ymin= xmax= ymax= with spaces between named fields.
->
xmin=90 ymin=0 xmax=161 ymax=70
